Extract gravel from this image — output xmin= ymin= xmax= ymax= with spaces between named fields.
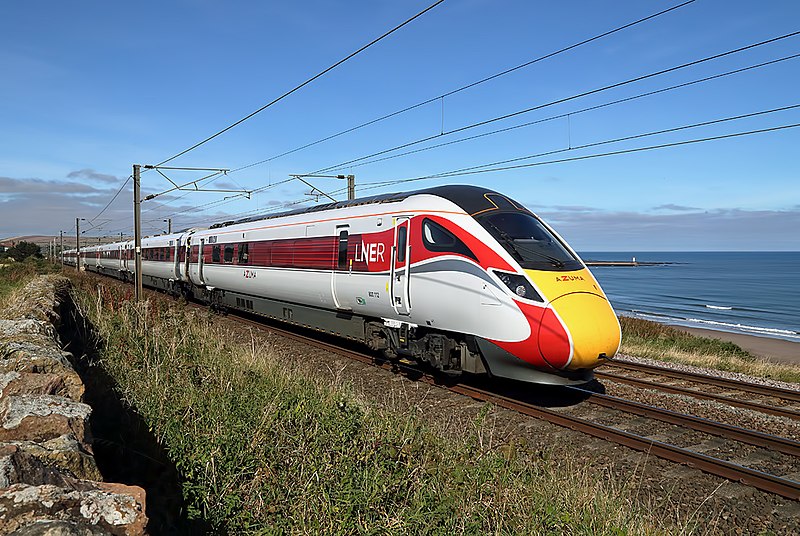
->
xmin=616 ymin=353 xmax=800 ymax=393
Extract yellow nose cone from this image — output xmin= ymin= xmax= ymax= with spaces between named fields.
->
xmin=549 ymin=292 xmax=621 ymax=369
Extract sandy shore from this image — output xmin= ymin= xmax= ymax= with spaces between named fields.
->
xmin=675 ymin=326 xmax=800 ymax=365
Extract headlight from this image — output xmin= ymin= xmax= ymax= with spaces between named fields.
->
xmin=492 ymin=270 xmax=543 ymax=302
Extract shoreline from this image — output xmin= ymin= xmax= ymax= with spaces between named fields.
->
xmin=671 ymin=325 xmax=800 ymax=365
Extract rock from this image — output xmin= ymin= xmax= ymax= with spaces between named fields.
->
xmin=0 ymin=444 xmax=73 ymax=488
xmin=1 ymin=371 xmax=82 ymax=401
xmin=1 ymin=342 xmax=76 ymax=372
xmin=0 ymin=395 xmax=92 ymax=444
xmin=0 ymin=319 xmax=58 ymax=340
xmin=0 ymin=483 xmax=147 ymax=536
xmin=0 ymin=276 xmax=149 ymax=535
xmin=0 ymin=344 xmax=83 ymax=400
xmin=3 ymin=436 xmax=100 ymax=481
xmin=1 ymin=276 xmax=71 ymax=325
xmin=9 ymin=519 xmax=112 ymax=535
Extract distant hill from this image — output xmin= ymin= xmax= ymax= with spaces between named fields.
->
xmin=0 ymin=235 xmax=77 ymax=249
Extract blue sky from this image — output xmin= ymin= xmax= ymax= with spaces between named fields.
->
xmin=1 ymin=0 xmax=798 ymax=250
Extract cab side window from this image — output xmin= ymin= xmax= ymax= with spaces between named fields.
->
xmin=421 ymin=219 xmax=477 ymax=261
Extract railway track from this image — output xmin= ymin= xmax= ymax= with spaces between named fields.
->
xmin=88 ymin=276 xmax=800 ymax=500
xmin=598 ymin=361 xmax=800 ymax=420
xmin=196 ymin=304 xmax=800 ymax=501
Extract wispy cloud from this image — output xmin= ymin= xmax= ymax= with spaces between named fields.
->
xmin=67 ymin=169 xmax=120 ymax=184
xmin=0 ymin=176 xmax=116 ymax=195
xmin=652 ymin=203 xmax=701 ymax=211
xmin=538 ymin=206 xmax=800 ymax=251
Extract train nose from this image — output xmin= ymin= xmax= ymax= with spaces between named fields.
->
xmin=538 ymin=292 xmax=621 ymax=370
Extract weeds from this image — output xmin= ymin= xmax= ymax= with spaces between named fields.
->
xmin=70 ymin=275 xmax=665 ymax=535
xmin=619 ymin=316 xmax=800 ymax=383
xmin=0 ymin=258 xmax=61 ymax=310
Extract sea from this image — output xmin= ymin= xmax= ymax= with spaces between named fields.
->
xmin=579 ymin=252 xmax=800 ymax=343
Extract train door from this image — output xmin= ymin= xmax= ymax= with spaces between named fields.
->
xmin=332 ymin=225 xmax=350 ymax=310
xmin=390 ymin=217 xmax=412 ymax=315
xmin=172 ymin=238 xmax=181 ymax=280
xmin=182 ymin=236 xmax=192 ymax=282
xmin=198 ymin=238 xmax=206 ymax=285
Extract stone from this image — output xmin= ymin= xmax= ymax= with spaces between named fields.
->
xmin=0 ymin=371 xmax=82 ymax=401
xmin=1 ymin=276 xmax=71 ymax=325
xmin=0 ymin=483 xmax=147 ymax=536
xmin=9 ymin=519 xmax=111 ymax=535
xmin=0 ymin=444 xmax=73 ymax=488
xmin=0 ymin=395 xmax=92 ymax=444
xmin=0 ymin=342 xmax=76 ymax=372
xmin=0 ymin=319 xmax=57 ymax=340
xmin=0 ymin=345 xmax=83 ymax=400
xmin=2 ymin=435 xmax=100 ymax=482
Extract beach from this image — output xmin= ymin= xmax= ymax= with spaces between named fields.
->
xmin=676 ymin=326 xmax=800 ymax=366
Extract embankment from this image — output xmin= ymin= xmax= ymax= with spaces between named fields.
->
xmin=0 ymin=275 xmax=151 ymax=534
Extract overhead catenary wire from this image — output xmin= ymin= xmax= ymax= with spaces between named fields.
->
xmin=133 ymin=1 xmax=698 ymax=221
xmin=356 ymin=123 xmax=800 ymax=191
xmin=143 ymin=49 xmax=800 ymax=226
xmin=87 ymin=175 xmax=132 ymax=223
xmin=140 ymin=102 xmax=800 ymax=231
xmin=115 ymin=117 xmax=798 ymax=233
xmin=152 ymin=0 xmax=446 ymax=169
xmin=88 ymin=6 xmax=795 ymax=234
xmin=165 ymin=111 xmax=800 ymax=231
xmin=307 ymin=30 xmax=800 ymax=176
xmin=377 ymin=104 xmax=800 ymax=183
xmin=230 ymin=0 xmax=698 ymax=174
xmin=142 ymin=178 xmax=296 ymax=224
xmin=331 ymin=52 xmax=800 ymax=171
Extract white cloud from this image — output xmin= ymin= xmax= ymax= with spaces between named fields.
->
xmin=66 ymin=169 xmax=121 ymax=184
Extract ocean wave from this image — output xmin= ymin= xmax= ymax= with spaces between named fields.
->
xmin=621 ymin=311 xmax=800 ymax=341
xmin=683 ymin=317 xmax=799 ymax=336
xmin=705 ymin=304 xmax=733 ymax=310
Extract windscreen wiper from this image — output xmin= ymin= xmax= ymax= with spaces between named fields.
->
xmin=484 ymin=220 xmax=525 ymax=261
xmin=484 ymin=220 xmax=565 ymax=268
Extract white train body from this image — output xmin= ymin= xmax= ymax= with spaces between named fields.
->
xmin=66 ymin=186 xmax=621 ymax=385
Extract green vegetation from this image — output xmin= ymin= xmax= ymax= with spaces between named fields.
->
xmin=0 ymin=240 xmax=42 ymax=262
xmin=70 ymin=275 xmax=666 ymax=535
xmin=619 ymin=316 xmax=800 ymax=383
xmin=0 ymin=257 xmax=61 ymax=307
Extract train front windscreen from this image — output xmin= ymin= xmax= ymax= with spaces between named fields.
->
xmin=477 ymin=211 xmax=583 ymax=271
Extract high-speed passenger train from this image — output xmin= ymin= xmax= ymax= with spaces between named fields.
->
xmin=65 ymin=185 xmax=621 ymax=385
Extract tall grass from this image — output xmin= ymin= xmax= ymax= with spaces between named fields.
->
xmin=71 ymin=276 xmax=668 ymax=534
xmin=619 ymin=316 xmax=800 ymax=383
xmin=0 ymin=258 xmax=61 ymax=310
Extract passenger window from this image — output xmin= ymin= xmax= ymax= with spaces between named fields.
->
xmin=238 ymin=243 xmax=249 ymax=264
xmin=421 ymin=219 xmax=477 ymax=261
xmin=337 ymin=231 xmax=348 ymax=269
xmin=224 ymin=245 xmax=234 ymax=263
xmin=397 ymin=226 xmax=407 ymax=263
xmin=212 ymin=245 xmax=221 ymax=263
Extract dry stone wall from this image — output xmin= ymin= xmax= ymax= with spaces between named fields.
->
xmin=0 ymin=276 xmax=147 ymax=535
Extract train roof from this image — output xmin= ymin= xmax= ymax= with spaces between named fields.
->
xmin=210 ymin=185 xmax=527 ymax=229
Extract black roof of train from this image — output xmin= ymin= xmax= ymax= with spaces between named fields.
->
xmin=210 ymin=185 xmax=527 ymax=229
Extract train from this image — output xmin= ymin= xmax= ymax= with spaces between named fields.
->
xmin=64 ymin=185 xmax=621 ymax=385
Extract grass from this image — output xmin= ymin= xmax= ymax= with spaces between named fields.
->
xmin=0 ymin=258 xmax=62 ymax=310
xmin=619 ymin=316 xmax=800 ymax=383
xmin=68 ymin=274 xmax=669 ymax=535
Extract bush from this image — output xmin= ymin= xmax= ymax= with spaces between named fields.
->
xmin=2 ymin=241 xmax=42 ymax=262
